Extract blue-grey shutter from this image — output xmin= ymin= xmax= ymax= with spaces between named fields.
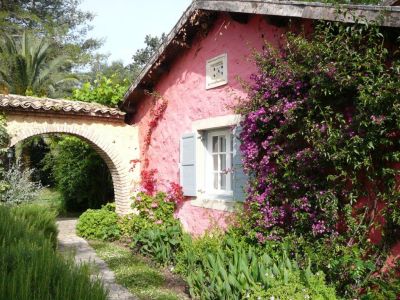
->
xmin=232 ymin=126 xmax=247 ymax=201
xmin=180 ymin=133 xmax=196 ymax=196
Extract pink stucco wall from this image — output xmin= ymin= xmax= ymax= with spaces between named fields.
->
xmin=131 ymin=14 xmax=287 ymax=235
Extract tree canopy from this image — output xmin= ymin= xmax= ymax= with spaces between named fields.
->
xmin=0 ymin=31 xmax=76 ymax=96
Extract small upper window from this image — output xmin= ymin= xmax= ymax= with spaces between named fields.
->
xmin=206 ymin=53 xmax=228 ymax=89
xmin=206 ymin=129 xmax=233 ymax=194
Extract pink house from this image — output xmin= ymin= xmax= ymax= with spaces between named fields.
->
xmin=120 ymin=0 xmax=400 ymax=235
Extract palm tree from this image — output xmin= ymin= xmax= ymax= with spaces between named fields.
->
xmin=0 ymin=31 xmax=76 ymax=96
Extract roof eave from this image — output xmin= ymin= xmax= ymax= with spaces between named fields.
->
xmin=120 ymin=0 xmax=400 ymax=111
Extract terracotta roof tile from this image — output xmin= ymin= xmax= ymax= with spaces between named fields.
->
xmin=0 ymin=94 xmax=125 ymax=119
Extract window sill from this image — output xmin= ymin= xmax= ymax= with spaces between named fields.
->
xmin=190 ymin=196 xmax=243 ymax=212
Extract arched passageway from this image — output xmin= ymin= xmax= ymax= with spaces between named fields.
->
xmin=1 ymin=94 xmax=140 ymax=214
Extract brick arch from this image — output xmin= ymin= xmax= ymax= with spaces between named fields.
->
xmin=1 ymin=94 xmax=140 ymax=214
xmin=11 ymin=128 xmax=132 ymax=214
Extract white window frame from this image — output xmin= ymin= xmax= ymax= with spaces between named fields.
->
xmin=206 ymin=129 xmax=233 ymax=196
xmin=189 ymin=114 xmax=243 ymax=212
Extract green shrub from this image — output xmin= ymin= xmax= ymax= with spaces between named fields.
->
xmin=249 ymin=268 xmax=337 ymax=300
xmin=76 ymin=204 xmax=120 ymax=241
xmin=0 ymin=205 xmax=107 ymax=300
xmin=11 ymin=204 xmax=58 ymax=248
xmin=0 ymin=161 xmax=43 ymax=204
xmin=119 ymin=191 xmax=179 ymax=241
xmin=131 ymin=221 xmax=183 ymax=265
xmin=132 ymin=192 xmax=176 ymax=226
xmin=118 ymin=213 xmax=149 ymax=239
xmin=45 ymin=136 xmax=113 ymax=212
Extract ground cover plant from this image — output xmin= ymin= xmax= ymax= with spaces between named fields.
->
xmin=0 ymin=204 xmax=107 ymax=300
xmin=76 ymin=203 xmax=121 ymax=241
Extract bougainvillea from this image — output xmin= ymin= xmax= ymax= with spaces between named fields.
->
xmin=236 ymin=21 xmax=400 ymax=297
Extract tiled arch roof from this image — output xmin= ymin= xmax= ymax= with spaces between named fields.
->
xmin=0 ymin=94 xmax=125 ymax=120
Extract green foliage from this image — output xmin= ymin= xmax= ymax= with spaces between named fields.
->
xmin=0 ymin=31 xmax=77 ymax=96
xmin=17 ymin=136 xmax=55 ymax=186
xmin=121 ymin=192 xmax=178 ymax=239
xmin=130 ymin=34 xmax=165 ymax=71
xmin=131 ymin=223 xmax=183 ymax=265
xmin=249 ymin=270 xmax=337 ymax=300
xmin=0 ymin=114 xmax=9 ymax=150
xmin=71 ymin=74 xmax=129 ymax=107
xmin=76 ymin=204 xmax=121 ymax=241
xmin=183 ymin=235 xmax=336 ymax=299
xmin=361 ymin=265 xmax=400 ymax=300
xmin=0 ymin=0 xmax=101 ymax=71
xmin=0 ymin=205 xmax=107 ymax=300
xmin=0 ymin=161 xmax=43 ymax=205
xmin=33 ymin=188 xmax=65 ymax=215
xmin=45 ymin=136 xmax=113 ymax=212
xmin=175 ymin=231 xmax=224 ymax=276
xmin=11 ymin=204 xmax=58 ymax=248
xmin=121 ymin=192 xmax=184 ymax=265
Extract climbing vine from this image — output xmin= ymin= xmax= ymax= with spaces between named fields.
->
xmin=142 ymin=91 xmax=168 ymax=153
xmin=130 ymin=91 xmax=184 ymax=201
xmin=235 ymin=21 xmax=400 ymax=297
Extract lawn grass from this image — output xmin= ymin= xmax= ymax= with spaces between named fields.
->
xmin=33 ymin=187 xmax=64 ymax=213
xmin=90 ymin=240 xmax=189 ymax=300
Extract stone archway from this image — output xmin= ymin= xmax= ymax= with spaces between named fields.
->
xmin=1 ymin=94 xmax=140 ymax=214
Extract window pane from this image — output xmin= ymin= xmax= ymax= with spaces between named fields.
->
xmin=213 ymin=173 xmax=218 ymax=189
xmin=220 ymin=136 xmax=226 ymax=152
xmin=230 ymin=134 xmax=233 ymax=153
xmin=220 ymin=173 xmax=226 ymax=190
xmin=213 ymin=155 xmax=218 ymax=171
xmin=212 ymin=136 xmax=218 ymax=153
xmin=220 ymin=154 xmax=226 ymax=171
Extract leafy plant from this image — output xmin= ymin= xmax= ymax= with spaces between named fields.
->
xmin=131 ymin=222 xmax=183 ymax=265
xmin=76 ymin=203 xmax=120 ymax=241
xmin=0 ymin=160 xmax=43 ymax=205
xmin=185 ymin=236 xmax=336 ymax=299
xmin=0 ymin=31 xmax=77 ymax=96
xmin=71 ymin=74 xmax=129 ymax=107
xmin=175 ymin=230 xmax=224 ymax=276
xmin=129 ymin=192 xmax=178 ymax=232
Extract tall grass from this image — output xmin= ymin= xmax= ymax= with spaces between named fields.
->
xmin=0 ymin=205 xmax=107 ymax=300
xmin=11 ymin=204 xmax=58 ymax=248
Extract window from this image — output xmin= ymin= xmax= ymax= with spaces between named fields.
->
xmin=180 ymin=114 xmax=248 ymax=210
xmin=206 ymin=129 xmax=233 ymax=195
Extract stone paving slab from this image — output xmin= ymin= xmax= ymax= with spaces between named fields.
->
xmin=57 ymin=218 xmax=137 ymax=300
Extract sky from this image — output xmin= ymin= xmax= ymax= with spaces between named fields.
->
xmin=79 ymin=0 xmax=192 ymax=65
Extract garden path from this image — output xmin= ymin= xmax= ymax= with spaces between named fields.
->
xmin=57 ymin=218 xmax=137 ymax=300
